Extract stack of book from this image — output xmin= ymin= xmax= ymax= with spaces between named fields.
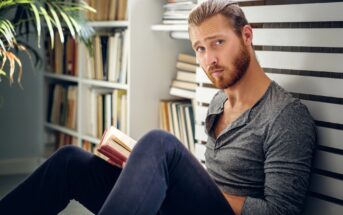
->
xmin=169 ymin=53 xmax=198 ymax=99
xmin=160 ymin=100 xmax=195 ymax=153
xmin=162 ymin=0 xmax=197 ymax=25
xmin=85 ymin=0 xmax=128 ymax=21
xmin=85 ymin=88 xmax=127 ymax=139
xmin=82 ymin=29 xmax=129 ymax=84
xmin=47 ymin=33 xmax=78 ymax=76
xmin=47 ymin=84 xmax=78 ymax=130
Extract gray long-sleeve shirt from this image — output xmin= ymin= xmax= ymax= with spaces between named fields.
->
xmin=205 ymin=81 xmax=316 ymax=215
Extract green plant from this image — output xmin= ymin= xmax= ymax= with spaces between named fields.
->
xmin=0 ymin=0 xmax=95 ymax=85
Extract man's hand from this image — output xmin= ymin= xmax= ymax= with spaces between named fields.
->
xmin=222 ymin=192 xmax=246 ymax=215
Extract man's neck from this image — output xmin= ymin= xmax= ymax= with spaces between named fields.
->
xmin=223 ymin=57 xmax=271 ymax=110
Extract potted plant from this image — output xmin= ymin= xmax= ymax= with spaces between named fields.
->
xmin=0 ymin=0 xmax=94 ymax=85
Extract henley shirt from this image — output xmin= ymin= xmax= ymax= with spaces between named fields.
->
xmin=205 ymin=81 xmax=316 ymax=215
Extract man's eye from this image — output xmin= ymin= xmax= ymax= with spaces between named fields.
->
xmin=216 ymin=40 xmax=224 ymax=45
xmin=196 ymin=47 xmax=205 ymax=52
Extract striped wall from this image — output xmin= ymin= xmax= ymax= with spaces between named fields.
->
xmin=193 ymin=1 xmax=343 ymax=214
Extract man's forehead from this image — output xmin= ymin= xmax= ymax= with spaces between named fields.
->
xmin=189 ymin=24 xmax=232 ymax=48
xmin=189 ymin=15 xmax=234 ymax=44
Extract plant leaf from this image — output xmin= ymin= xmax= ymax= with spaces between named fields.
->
xmin=47 ymin=3 xmax=64 ymax=43
xmin=6 ymin=51 xmax=15 ymax=84
xmin=0 ymin=19 xmax=16 ymax=47
xmin=52 ymin=3 xmax=75 ymax=38
xmin=10 ymin=52 xmax=22 ymax=83
xmin=1 ymin=51 xmax=7 ymax=70
xmin=69 ymin=16 xmax=81 ymax=35
xmin=0 ymin=69 xmax=6 ymax=77
xmin=39 ymin=6 xmax=54 ymax=48
xmin=0 ymin=37 xmax=6 ymax=50
xmin=30 ymin=3 xmax=41 ymax=47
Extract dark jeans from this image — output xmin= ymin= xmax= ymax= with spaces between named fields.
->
xmin=0 ymin=130 xmax=234 ymax=215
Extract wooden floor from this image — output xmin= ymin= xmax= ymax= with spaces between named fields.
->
xmin=0 ymin=174 xmax=94 ymax=215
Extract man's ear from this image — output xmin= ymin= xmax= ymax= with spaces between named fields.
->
xmin=242 ymin=25 xmax=253 ymax=46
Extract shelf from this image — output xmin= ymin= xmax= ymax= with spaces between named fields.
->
xmin=44 ymin=122 xmax=79 ymax=137
xmin=81 ymin=134 xmax=100 ymax=144
xmin=151 ymin=24 xmax=188 ymax=32
xmin=88 ymin=21 xmax=129 ymax=28
xmin=151 ymin=24 xmax=189 ymax=39
xmin=44 ymin=73 xmax=79 ymax=82
xmin=81 ymin=79 xmax=128 ymax=90
xmin=170 ymin=31 xmax=189 ymax=40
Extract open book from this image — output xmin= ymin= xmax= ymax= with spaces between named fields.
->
xmin=97 ymin=126 xmax=137 ymax=167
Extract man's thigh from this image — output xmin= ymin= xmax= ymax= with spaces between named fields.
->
xmin=158 ymin=143 xmax=234 ymax=215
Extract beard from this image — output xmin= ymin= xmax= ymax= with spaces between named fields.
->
xmin=206 ymin=41 xmax=250 ymax=89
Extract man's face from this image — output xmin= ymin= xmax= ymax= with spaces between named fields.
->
xmin=189 ymin=14 xmax=250 ymax=89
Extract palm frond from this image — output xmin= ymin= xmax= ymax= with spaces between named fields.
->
xmin=0 ymin=49 xmax=22 ymax=84
xmin=40 ymin=5 xmax=54 ymax=48
xmin=47 ymin=2 xmax=64 ymax=43
xmin=29 ymin=2 xmax=41 ymax=46
xmin=0 ymin=18 xmax=16 ymax=49
xmin=0 ymin=0 xmax=95 ymax=85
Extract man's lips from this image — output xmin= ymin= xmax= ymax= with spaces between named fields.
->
xmin=211 ymin=69 xmax=224 ymax=77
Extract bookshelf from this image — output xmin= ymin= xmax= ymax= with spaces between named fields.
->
xmin=42 ymin=0 xmax=192 ymax=154
xmin=150 ymin=1 xmax=208 ymax=162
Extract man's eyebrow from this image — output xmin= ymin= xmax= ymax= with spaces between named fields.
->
xmin=192 ymin=35 xmax=225 ymax=49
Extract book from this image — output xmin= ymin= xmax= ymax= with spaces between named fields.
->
xmin=94 ymin=36 xmax=104 ymax=80
xmin=108 ymin=0 xmax=118 ymax=20
xmin=176 ymin=70 xmax=196 ymax=82
xmin=178 ymin=53 xmax=197 ymax=65
xmin=172 ymin=80 xmax=197 ymax=91
xmin=176 ymin=62 xmax=197 ymax=73
xmin=66 ymin=86 xmax=78 ymax=130
xmin=170 ymin=87 xmax=195 ymax=99
xmin=119 ymin=29 xmax=129 ymax=84
xmin=184 ymin=105 xmax=195 ymax=153
xmin=53 ymin=32 xmax=64 ymax=74
xmin=97 ymin=126 xmax=137 ymax=167
xmin=117 ymin=0 xmax=128 ymax=20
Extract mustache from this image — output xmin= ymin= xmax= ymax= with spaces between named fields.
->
xmin=207 ymin=64 xmax=225 ymax=73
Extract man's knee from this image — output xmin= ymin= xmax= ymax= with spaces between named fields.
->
xmin=51 ymin=145 xmax=85 ymax=162
xmin=136 ymin=129 xmax=183 ymax=153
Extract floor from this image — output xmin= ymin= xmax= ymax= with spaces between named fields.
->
xmin=0 ymin=174 xmax=94 ymax=215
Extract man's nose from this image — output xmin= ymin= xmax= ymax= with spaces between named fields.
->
xmin=204 ymin=50 xmax=218 ymax=68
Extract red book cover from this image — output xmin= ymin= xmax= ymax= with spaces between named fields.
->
xmin=97 ymin=144 xmax=127 ymax=163
xmin=97 ymin=126 xmax=137 ymax=167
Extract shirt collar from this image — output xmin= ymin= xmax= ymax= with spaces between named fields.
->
xmin=205 ymin=81 xmax=275 ymax=137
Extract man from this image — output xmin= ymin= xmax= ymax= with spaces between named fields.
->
xmin=0 ymin=0 xmax=316 ymax=214
xmin=188 ymin=1 xmax=316 ymax=214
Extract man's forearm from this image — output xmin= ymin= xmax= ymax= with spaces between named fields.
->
xmin=223 ymin=192 xmax=246 ymax=215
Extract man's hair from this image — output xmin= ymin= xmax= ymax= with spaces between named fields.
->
xmin=188 ymin=0 xmax=249 ymax=36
